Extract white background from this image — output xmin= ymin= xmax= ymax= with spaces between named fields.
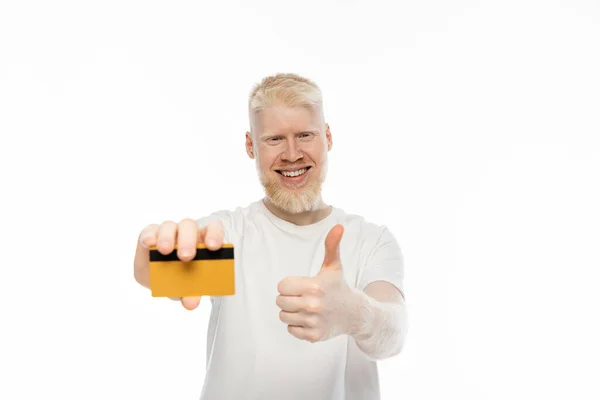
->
xmin=1 ymin=0 xmax=599 ymax=399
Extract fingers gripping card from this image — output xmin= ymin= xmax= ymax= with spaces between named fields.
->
xmin=148 ymin=244 xmax=235 ymax=297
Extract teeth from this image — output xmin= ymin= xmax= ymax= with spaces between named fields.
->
xmin=281 ymin=168 xmax=307 ymax=177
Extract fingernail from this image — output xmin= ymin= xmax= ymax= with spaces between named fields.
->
xmin=205 ymin=238 xmax=216 ymax=247
xmin=140 ymin=235 xmax=151 ymax=248
xmin=179 ymin=248 xmax=193 ymax=258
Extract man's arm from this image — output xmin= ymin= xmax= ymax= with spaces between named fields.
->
xmin=347 ymin=280 xmax=408 ymax=361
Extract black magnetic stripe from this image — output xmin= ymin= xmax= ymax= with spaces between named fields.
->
xmin=149 ymin=248 xmax=234 ymax=262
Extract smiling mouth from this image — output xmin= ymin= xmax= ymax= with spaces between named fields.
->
xmin=275 ymin=166 xmax=312 ymax=177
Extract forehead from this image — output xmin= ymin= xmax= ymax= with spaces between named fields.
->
xmin=252 ymin=105 xmax=322 ymax=135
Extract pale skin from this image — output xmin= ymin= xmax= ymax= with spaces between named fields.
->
xmin=275 ymin=224 xmax=404 ymax=343
xmin=133 ymin=103 xmax=404 ymax=342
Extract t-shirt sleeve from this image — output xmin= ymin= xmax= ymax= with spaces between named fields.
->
xmin=357 ymin=226 xmax=405 ymax=299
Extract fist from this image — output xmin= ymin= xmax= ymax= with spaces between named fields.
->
xmin=276 ymin=224 xmax=355 ymax=342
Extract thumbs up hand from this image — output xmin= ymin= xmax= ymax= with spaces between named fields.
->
xmin=276 ymin=224 xmax=361 ymax=343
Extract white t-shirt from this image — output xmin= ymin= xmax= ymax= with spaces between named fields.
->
xmin=195 ymin=199 xmax=405 ymax=400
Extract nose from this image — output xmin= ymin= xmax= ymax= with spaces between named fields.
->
xmin=282 ymin=139 xmax=303 ymax=162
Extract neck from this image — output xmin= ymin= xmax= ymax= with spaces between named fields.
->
xmin=262 ymin=196 xmax=332 ymax=226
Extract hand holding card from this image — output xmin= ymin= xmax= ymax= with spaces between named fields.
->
xmin=134 ymin=218 xmax=234 ymax=310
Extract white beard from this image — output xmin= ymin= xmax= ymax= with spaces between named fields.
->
xmin=257 ymin=159 xmax=328 ymax=214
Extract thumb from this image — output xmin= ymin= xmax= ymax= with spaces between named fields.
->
xmin=322 ymin=224 xmax=344 ymax=268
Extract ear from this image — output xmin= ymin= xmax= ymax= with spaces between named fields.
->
xmin=325 ymin=123 xmax=332 ymax=151
xmin=245 ymin=131 xmax=255 ymax=159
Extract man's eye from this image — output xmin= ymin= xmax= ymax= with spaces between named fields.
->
xmin=267 ymin=137 xmax=282 ymax=143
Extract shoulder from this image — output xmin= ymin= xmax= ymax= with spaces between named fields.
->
xmin=333 ymin=208 xmax=402 ymax=264
xmin=335 ymin=208 xmax=393 ymax=244
xmin=195 ymin=201 xmax=262 ymax=241
xmin=335 ymin=209 xmax=404 ymax=287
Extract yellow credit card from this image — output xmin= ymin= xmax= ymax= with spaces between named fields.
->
xmin=148 ymin=244 xmax=235 ymax=297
